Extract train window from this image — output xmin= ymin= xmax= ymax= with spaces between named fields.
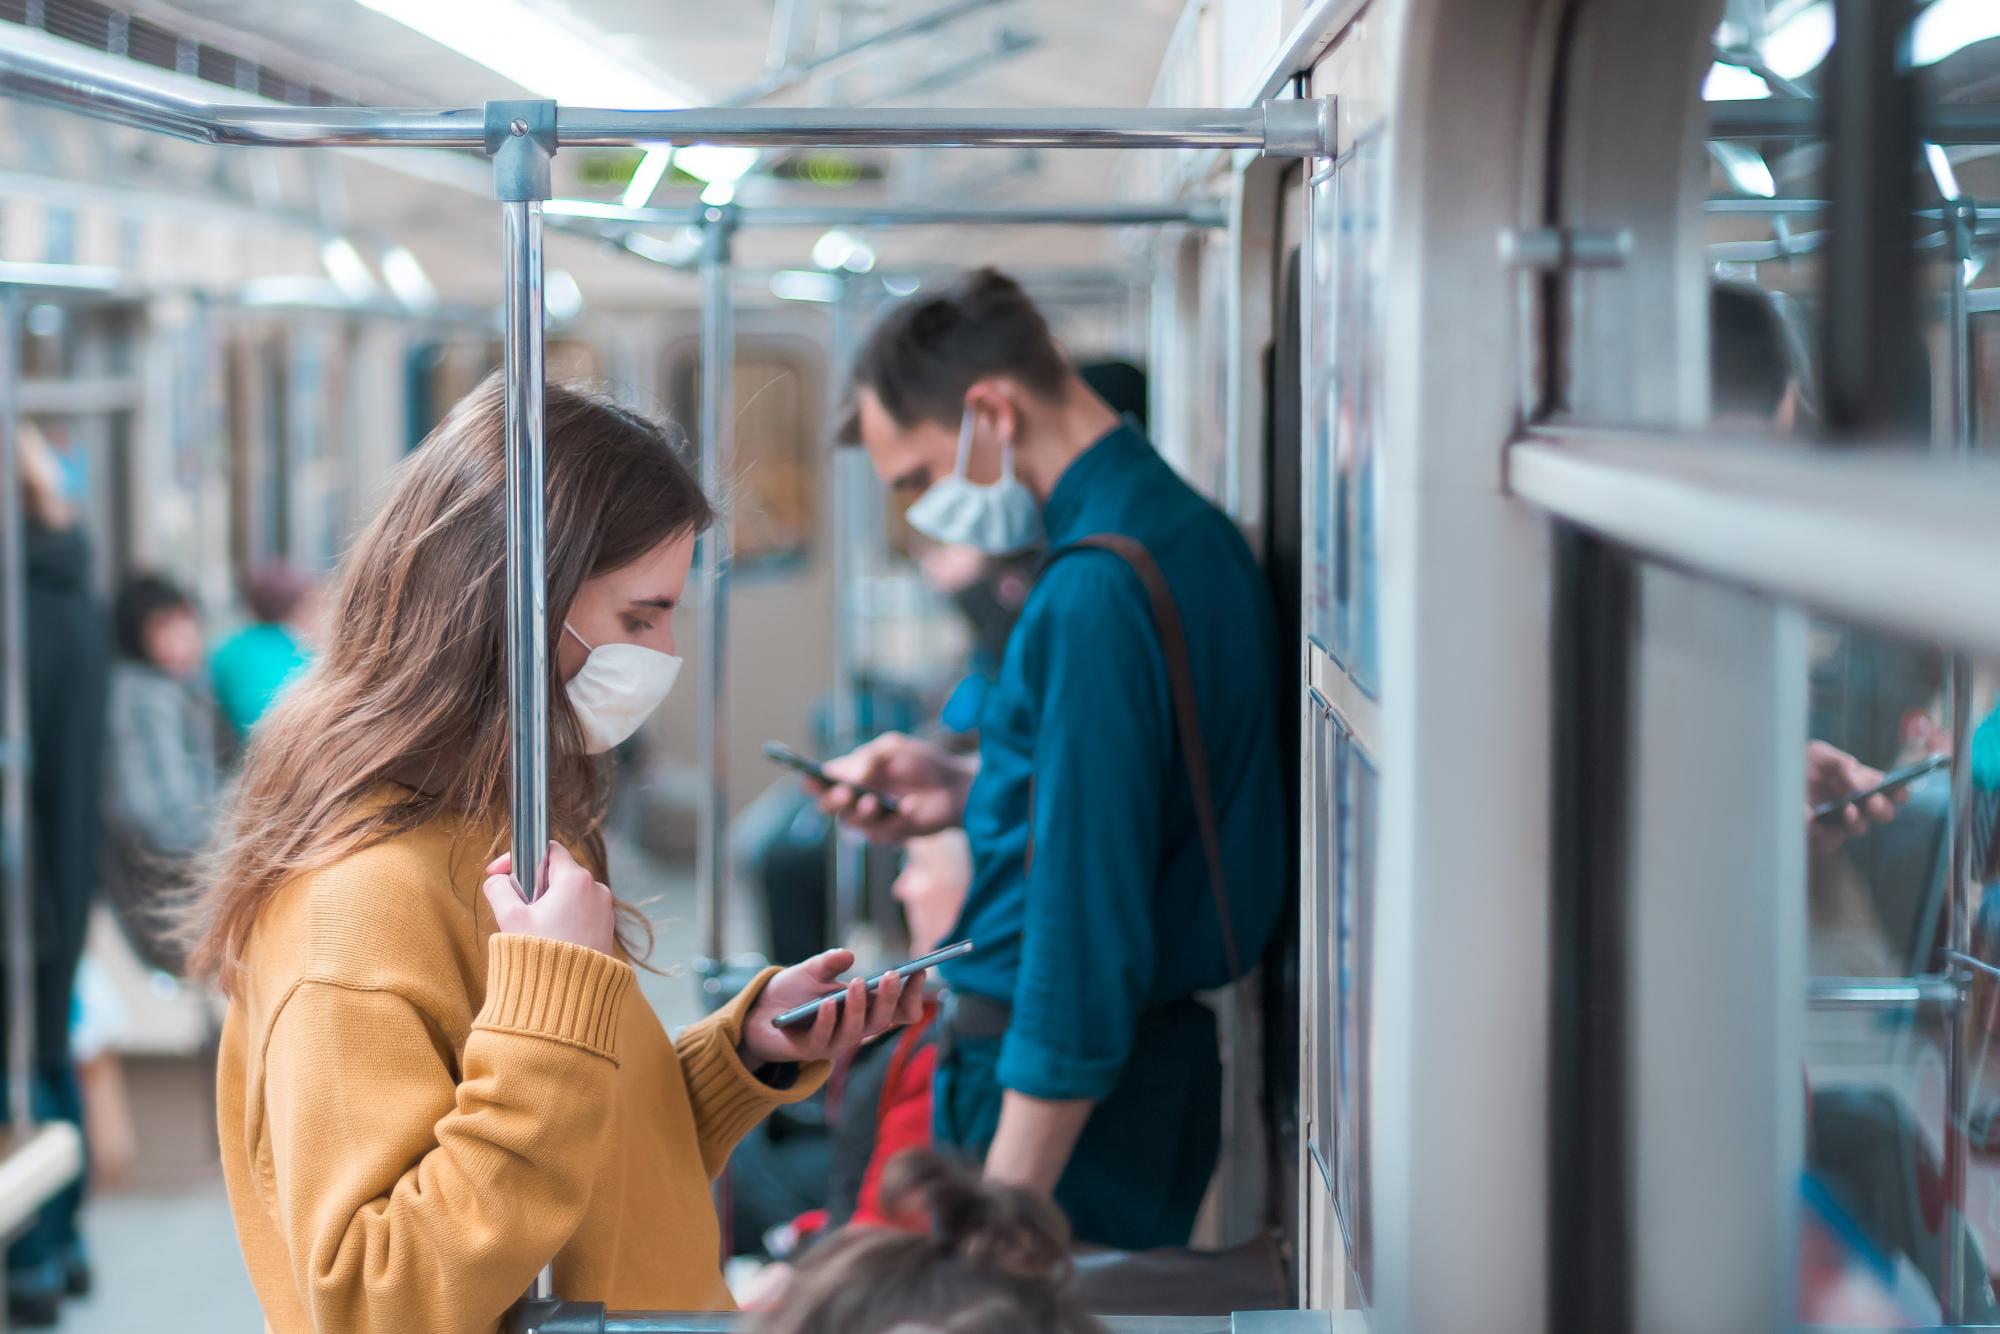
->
xmin=1801 ymin=625 xmax=1999 ymax=1324
xmin=1336 ymin=732 xmax=1376 ymax=1300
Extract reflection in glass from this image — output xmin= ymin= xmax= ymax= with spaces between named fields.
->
xmin=1336 ymin=737 xmax=1377 ymax=1299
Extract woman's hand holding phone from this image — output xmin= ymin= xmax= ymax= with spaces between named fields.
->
xmin=740 ymin=948 xmax=928 ymax=1070
xmin=812 ymin=732 xmax=975 ymax=843
xmin=480 ymin=843 xmax=617 ymax=957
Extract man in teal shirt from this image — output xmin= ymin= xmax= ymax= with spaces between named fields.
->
xmin=210 ymin=564 xmax=317 ymax=737
xmin=818 ymin=269 xmax=1286 ymax=1248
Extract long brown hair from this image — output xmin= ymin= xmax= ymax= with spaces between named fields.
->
xmin=746 ymin=1151 xmax=1104 ymax=1334
xmin=186 ymin=373 xmax=713 ymax=986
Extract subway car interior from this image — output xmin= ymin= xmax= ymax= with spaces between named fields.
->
xmin=0 ymin=0 xmax=1996 ymax=1331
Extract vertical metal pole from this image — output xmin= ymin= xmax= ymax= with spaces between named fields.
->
xmin=0 ymin=286 xmax=31 ymax=1136
xmin=1940 ymin=193 xmax=1976 ymax=1327
xmin=503 ymin=200 xmax=551 ymax=907
xmin=828 ymin=275 xmax=864 ymax=947
xmin=1821 ymin=0 xmax=1920 ymax=442
xmin=696 ymin=213 xmax=736 ymax=964
xmin=486 ymin=99 xmax=557 ymax=1313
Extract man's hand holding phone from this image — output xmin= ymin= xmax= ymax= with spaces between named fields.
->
xmin=1806 ymin=740 xmax=1921 ymax=855
xmin=811 ymin=732 xmax=975 ymax=843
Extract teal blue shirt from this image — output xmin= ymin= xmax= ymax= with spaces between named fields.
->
xmin=944 ymin=424 xmax=1287 ymax=1102
xmin=210 ymin=622 xmax=310 ymax=737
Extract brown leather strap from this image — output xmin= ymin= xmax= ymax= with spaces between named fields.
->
xmin=1036 ymin=533 xmax=1245 ymax=984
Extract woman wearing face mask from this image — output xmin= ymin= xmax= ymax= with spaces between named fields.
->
xmin=186 ymin=374 xmax=927 ymax=1334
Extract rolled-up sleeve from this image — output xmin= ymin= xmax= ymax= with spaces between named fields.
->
xmin=996 ymin=558 xmax=1171 ymax=1101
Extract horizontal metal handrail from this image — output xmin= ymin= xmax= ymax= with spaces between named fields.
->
xmin=545 ymin=199 xmax=1229 ymax=229
xmin=0 ymin=41 xmax=1322 ymax=155
xmin=1507 ymin=427 xmax=2000 ymax=657
xmin=1809 ymin=976 xmax=1958 ymax=1011
xmin=1710 ymin=98 xmax=2000 ymax=143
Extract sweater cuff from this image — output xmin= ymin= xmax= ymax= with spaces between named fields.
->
xmin=476 ymin=934 xmax=634 ymax=1063
xmin=679 ymin=967 xmax=829 ymax=1147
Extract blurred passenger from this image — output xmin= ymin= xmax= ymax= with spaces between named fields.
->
xmin=816 ymin=269 xmax=1287 ymax=1249
xmin=103 ymin=574 xmax=220 ymax=973
xmin=744 ymin=1150 xmax=1103 ymax=1334
xmin=1711 ymin=281 xmax=1801 ymax=430
xmin=7 ymin=423 xmax=109 ymax=1324
xmin=1720 ymin=281 xmax=1987 ymax=1312
xmin=208 ymin=562 xmax=317 ymax=739
xmin=185 ymin=375 xmax=929 ymax=1333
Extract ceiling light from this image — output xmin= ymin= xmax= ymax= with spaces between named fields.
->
xmin=546 ymin=268 xmax=585 ymax=323
xmin=622 ymin=230 xmax=701 ymax=268
xmin=771 ymin=269 xmax=842 ymax=303
xmin=0 ymin=261 xmax=119 ymax=291
xmin=1703 ymin=62 xmax=1772 ymax=101
xmin=678 ymin=145 xmax=761 ymax=185
xmin=357 ymin=0 xmax=698 ymax=108
xmin=1709 ymin=142 xmax=1777 ymax=199
xmin=811 ymin=229 xmax=877 ymax=274
xmin=1913 ymin=0 xmax=2000 ymax=66
xmin=321 ymin=236 xmax=378 ymax=300
xmin=380 ymin=245 xmax=438 ymax=312
xmin=882 ymin=275 xmax=921 ymax=297
xmin=1926 ymin=143 xmax=1963 ymax=201
xmin=699 ymin=179 xmax=737 ymax=207
xmin=1760 ymin=1 xmax=1834 ymax=81
xmin=624 ymin=148 xmax=674 ymax=209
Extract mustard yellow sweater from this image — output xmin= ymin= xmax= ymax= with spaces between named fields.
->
xmin=216 ymin=814 xmax=824 ymax=1334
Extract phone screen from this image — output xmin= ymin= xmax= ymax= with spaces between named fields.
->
xmin=771 ymin=940 xmax=975 ymax=1029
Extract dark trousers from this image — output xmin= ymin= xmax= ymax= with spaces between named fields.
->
xmin=0 ymin=929 xmax=92 ymax=1277
xmin=933 ymin=998 xmax=1221 ymax=1251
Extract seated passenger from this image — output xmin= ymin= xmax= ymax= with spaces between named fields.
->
xmin=816 ymin=269 xmax=1287 ymax=1250
xmin=744 ymin=1150 xmax=1103 ymax=1334
xmin=103 ymin=573 xmax=221 ymax=973
xmin=185 ymin=375 xmax=929 ymax=1334
xmin=209 ymin=562 xmax=318 ymax=740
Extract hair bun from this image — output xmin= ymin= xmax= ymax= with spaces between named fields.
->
xmin=881 ymin=1150 xmax=1073 ymax=1282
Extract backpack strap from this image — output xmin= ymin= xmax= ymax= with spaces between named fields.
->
xmin=1034 ymin=533 xmax=1244 ymax=984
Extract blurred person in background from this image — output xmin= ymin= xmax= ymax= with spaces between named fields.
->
xmin=817 ymin=269 xmax=1286 ymax=1250
xmin=8 ymin=422 xmax=109 ymax=1325
xmin=743 ymin=1150 xmax=1103 ymax=1334
xmin=104 ymin=574 xmax=221 ymax=974
xmin=209 ymin=562 xmax=318 ymax=740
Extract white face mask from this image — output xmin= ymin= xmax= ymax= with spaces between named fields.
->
xmin=562 ymin=623 xmax=682 ymax=754
xmin=903 ymin=411 xmax=1044 ymax=555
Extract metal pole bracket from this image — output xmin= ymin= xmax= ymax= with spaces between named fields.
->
xmin=1260 ymin=95 xmax=1335 ymax=159
xmin=486 ymin=99 xmax=558 ymax=203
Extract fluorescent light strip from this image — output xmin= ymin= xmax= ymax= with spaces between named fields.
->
xmin=1914 ymin=0 xmax=2000 ymax=66
xmin=0 ymin=261 xmax=121 ymax=291
xmin=357 ymin=0 xmax=696 ymax=108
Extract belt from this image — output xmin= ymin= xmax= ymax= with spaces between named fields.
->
xmin=936 ymin=989 xmax=1011 ymax=1061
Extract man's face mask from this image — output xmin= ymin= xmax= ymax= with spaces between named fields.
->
xmin=903 ymin=411 xmax=1044 ymax=555
xmin=562 ymin=623 xmax=682 ymax=754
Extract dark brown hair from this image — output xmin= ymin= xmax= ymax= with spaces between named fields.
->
xmin=746 ymin=1151 xmax=1104 ymax=1334
xmin=849 ymin=267 xmax=1071 ymax=431
xmin=241 ymin=562 xmax=313 ymax=624
xmin=185 ymin=373 xmax=712 ymax=985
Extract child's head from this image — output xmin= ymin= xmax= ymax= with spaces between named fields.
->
xmin=747 ymin=1151 xmax=1103 ymax=1334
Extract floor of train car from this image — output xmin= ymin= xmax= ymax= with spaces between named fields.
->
xmin=60 ymin=833 xmax=755 ymax=1332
